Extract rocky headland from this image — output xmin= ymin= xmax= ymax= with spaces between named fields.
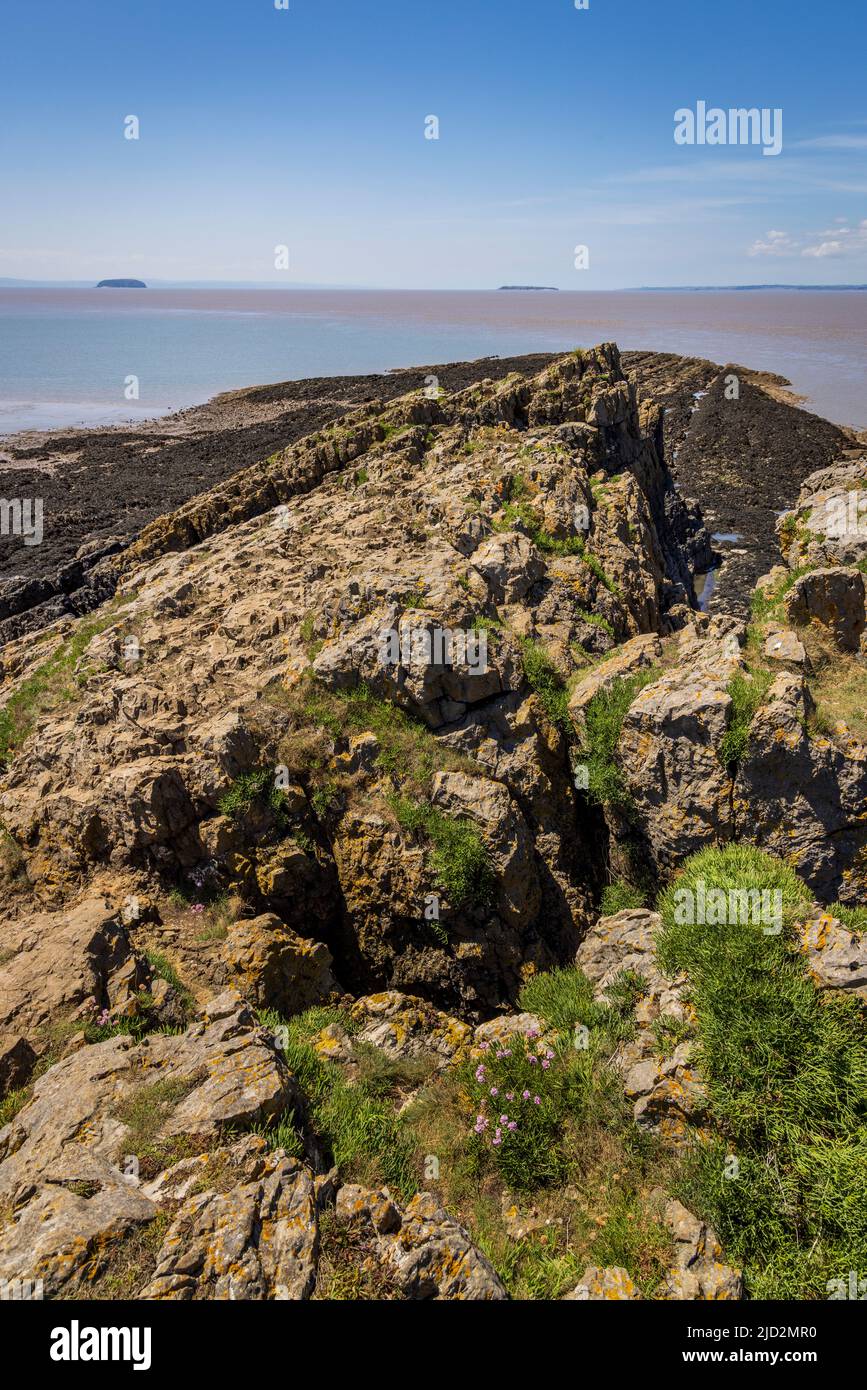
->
xmin=1 ymin=344 xmax=865 ymax=1302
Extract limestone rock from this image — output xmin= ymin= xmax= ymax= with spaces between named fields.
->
xmin=563 ymin=1266 xmax=642 ymax=1300
xmin=617 ymin=659 xmax=737 ymax=870
xmin=0 ymin=990 xmax=296 ymax=1296
xmin=569 ymin=633 xmax=662 ymax=734
xmin=141 ymin=1140 xmax=325 ymax=1300
xmin=0 ymin=896 xmax=152 ymax=1086
xmin=799 ymin=912 xmax=867 ymax=998
xmin=785 ymin=567 xmax=866 ymax=653
xmin=222 ymin=912 xmax=337 ymax=1015
xmin=659 ymin=1197 xmax=743 ymax=1301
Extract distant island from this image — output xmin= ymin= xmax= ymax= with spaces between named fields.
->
xmin=498 ymin=285 xmax=559 ymax=292
xmin=96 ymin=278 xmax=147 ymax=289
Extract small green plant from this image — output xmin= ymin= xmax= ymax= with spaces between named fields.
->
xmin=828 ymin=902 xmax=867 ymax=933
xmin=600 ymin=880 xmax=647 ymax=915
xmin=576 ymin=608 xmax=615 ymax=638
xmin=311 ymin=781 xmax=340 ymax=819
xmin=719 ymin=668 xmax=774 ymax=767
xmin=390 ymin=796 xmax=495 ymax=909
xmin=218 ymin=768 xmax=288 ymax=825
xmin=144 ymin=949 xmax=195 ymax=1015
xmin=519 ymin=640 xmax=570 ymax=729
xmin=580 ymin=671 xmax=658 ymax=811
xmin=113 ymin=1074 xmax=204 ymax=1155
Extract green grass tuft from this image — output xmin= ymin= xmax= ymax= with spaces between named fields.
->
xmin=657 ymin=845 xmax=867 ymax=1298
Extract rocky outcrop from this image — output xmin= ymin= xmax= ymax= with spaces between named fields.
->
xmin=785 ymin=567 xmax=866 ymax=654
xmin=334 ymin=1184 xmax=507 ymax=1300
xmin=0 ymin=991 xmax=297 ymax=1296
xmin=222 ymin=913 xmax=338 ymax=1015
xmin=575 ymin=909 xmax=705 ymax=1143
xmin=0 ymin=896 xmax=155 ymax=1089
xmin=0 ymin=345 xmax=707 ymax=1016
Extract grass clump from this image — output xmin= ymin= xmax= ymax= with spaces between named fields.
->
xmin=519 ymin=640 xmax=570 ymax=730
xmin=493 ymin=479 xmax=585 ymax=557
xmin=657 ymin=845 xmax=867 ymax=1298
xmin=143 ymin=949 xmax=195 ymax=1015
xmin=576 ymin=608 xmax=615 ymax=638
xmin=579 ymin=670 xmax=658 ymax=811
xmin=829 ymin=902 xmax=867 ymax=933
xmin=390 ymin=796 xmax=495 ymax=909
xmin=217 ymin=768 xmax=287 ymax=824
xmin=259 ymin=1006 xmax=418 ymax=1200
xmin=275 ymin=678 xmax=477 ymax=801
xmin=718 ymin=668 xmax=774 ymax=767
xmin=113 ymin=1074 xmax=204 ymax=1157
xmin=0 ymin=600 xmax=132 ymax=766
xmin=600 ymin=879 xmax=647 ymax=915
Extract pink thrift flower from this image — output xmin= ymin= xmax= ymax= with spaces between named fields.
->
xmin=533 ymin=1095 xmax=541 ymax=1105
xmin=507 ymin=1121 xmax=517 ymax=1131
xmin=522 ymin=1090 xmax=531 ymax=1100
xmin=542 ymin=1059 xmax=551 ymax=1070
xmin=490 ymin=1087 xmax=498 ymax=1097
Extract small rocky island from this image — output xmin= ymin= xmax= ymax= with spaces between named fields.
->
xmin=498 ymin=284 xmax=558 ymax=291
xmin=95 ymin=278 xmax=147 ymax=288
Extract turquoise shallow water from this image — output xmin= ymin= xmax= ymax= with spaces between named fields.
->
xmin=1 ymin=287 xmax=865 ymax=435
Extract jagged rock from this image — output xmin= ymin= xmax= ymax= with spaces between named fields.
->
xmin=568 ymin=633 xmax=662 ymax=734
xmin=799 ymin=912 xmax=867 ymax=998
xmin=563 ymin=1266 xmax=642 ymax=1300
xmin=777 ymin=460 xmax=867 ymax=571
xmin=658 ymin=1197 xmax=743 ymax=1301
xmin=576 ymin=911 xmax=703 ymax=1141
xmin=334 ymin=1185 xmax=507 ymax=1300
xmin=222 ymin=912 xmax=337 ymax=1015
xmin=785 ymin=567 xmax=866 ymax=653
xmin=0 ymin=1034 xmax=35 ymax=1092
xmin=617 ymin=657 xmax=738 ymax=870
xmin=347 ymin=991 xmax=472 ymax=1064
xmin=470 ymin=531 xmax=545 ymax=604
xmin=0 ymin=990 xmax=296 ymax=1296
xmin=473 ymin=1011 xmax=547 ymax=1050
xmin=0 ymin=896 xmax=152 ymax=1086
xmin=734 ymin=673 xmax=867 ymax=899
xmin=140 ymin=1138 xmax=328 ymax=1300
xmin=574 ymin=907 xmax=662 ymax=988
xmin=431 ymin=770 xmax=541 ymax=924
xmin=336 ymin=1181 xmax=402 ymax=1234
xmin=763 ymin=627 xmax=808 ymax=669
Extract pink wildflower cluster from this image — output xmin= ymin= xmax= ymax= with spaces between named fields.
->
xmin=472 ymin=1031 xmax=555 ymax=1148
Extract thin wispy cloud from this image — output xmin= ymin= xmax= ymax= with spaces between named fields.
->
xmin=749 ymin=218 xmax=867 ymax=259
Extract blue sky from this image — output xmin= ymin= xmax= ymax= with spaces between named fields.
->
xmin=1 ymin=0 xmax=866 ymax=287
